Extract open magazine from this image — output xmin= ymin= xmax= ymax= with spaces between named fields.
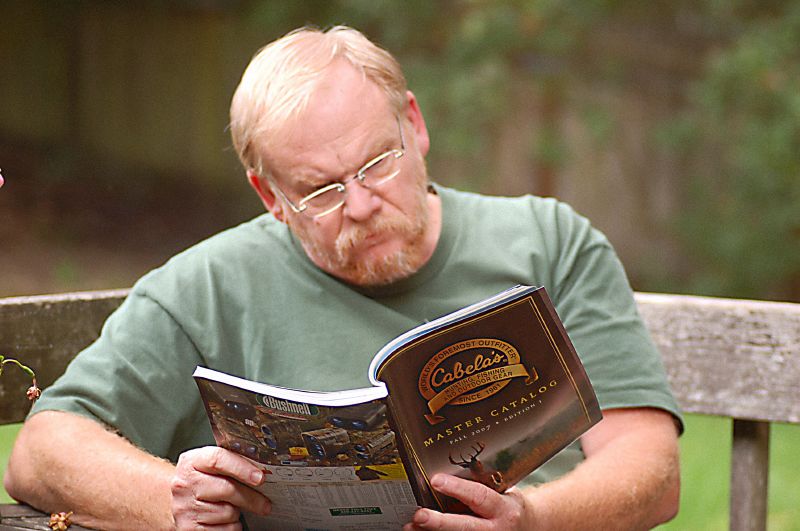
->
xmin=194 ymin=285 xmax=602 ymax=530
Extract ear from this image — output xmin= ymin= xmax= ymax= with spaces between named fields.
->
xmin=404 ymin=90 xmax=430 ymax=157
xmin=247 ymin=170 xmax=285 ymax=222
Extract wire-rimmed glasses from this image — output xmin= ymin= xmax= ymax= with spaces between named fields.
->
xmin=265 ymin=118 xmax=406 ymax=219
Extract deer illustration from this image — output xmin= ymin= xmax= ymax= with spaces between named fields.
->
xmin=448 ymin=442 xmax=505 ymax=492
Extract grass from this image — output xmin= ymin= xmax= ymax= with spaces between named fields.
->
xmin=1 ymin=423 xmax=21 ymax=504
xmin=658 ymin=415 xmax=800 ymax=531
xmin=2 ymin=415 xmax=799 ymax=527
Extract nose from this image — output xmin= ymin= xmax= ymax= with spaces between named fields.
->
xmin=342 ymin=179 xmax=381 ymax=222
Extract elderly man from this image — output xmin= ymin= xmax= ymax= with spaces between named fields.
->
xmin=6 ymin=26 xmax=681 ymax=530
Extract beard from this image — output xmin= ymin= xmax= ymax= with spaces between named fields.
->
xmin=291 ymin=177 xmax=431 ymax=287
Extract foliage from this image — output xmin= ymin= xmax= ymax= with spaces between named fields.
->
xmin=242 ymin=0 xmax=606 ymax=190
xmin=242 ymin=1 xmax=800 ymax=300
xmin=673 ymin=3 xmax=800 ymax=299
xmin=7 ymin=1 xmax=794 ymax=299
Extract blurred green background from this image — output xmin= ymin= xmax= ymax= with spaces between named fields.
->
xmin=1 ymin=0 xmax=798 ymax=528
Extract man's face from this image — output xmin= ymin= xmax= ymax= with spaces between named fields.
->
xmin=256 ymin=61 xmax=439 ymax=287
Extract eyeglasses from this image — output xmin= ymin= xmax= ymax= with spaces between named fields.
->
xmin=265 ymin=118 xmax=406 ymax=219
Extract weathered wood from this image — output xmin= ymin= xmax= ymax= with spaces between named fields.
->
xmin=635 ymin=292 xmax=800 ymax=424
xmin=2 ymin=290 xmax=799 ymax=426
xmin=0 ymin=503 xmax=93 ymax=530
xmin=1 ymin=289 xmax=798 ymax=531
xmin=0 ymin=289 xmax=128 ymax=424
xmin=729 ymin=420 xmax=770 ymax=531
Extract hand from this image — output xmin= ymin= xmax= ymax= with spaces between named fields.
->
xmin=404 ymin=474 xmax=529 ymax=530
xmin=171 ymin=446 xmax=271 ymax=530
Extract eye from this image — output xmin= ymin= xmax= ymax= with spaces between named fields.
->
xmin=299 ymin=181 xmax=332 ymax=196
xmin=369 ymin=154 xmax=392 ymax=171
xmin=319 ymin=180 xmax=344 ymax=193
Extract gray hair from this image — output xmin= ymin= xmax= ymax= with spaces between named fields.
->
xmin=229 ymin=26 xmax=407 ymax=174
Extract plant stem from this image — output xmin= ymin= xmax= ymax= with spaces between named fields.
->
xmin=0 ymin=355 xmax=38 ymax=378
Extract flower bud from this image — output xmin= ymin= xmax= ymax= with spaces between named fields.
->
xmin=49 ymin=511 xmax=73 ymax=530
xmin=27 ymin=381 xmax=42 ymax=402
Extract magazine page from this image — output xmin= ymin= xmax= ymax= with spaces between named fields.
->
xmin=194 ymin=366 xmax=388 ymax=406
xmin=194 ymin=368 xmax=418 ymax=530
xmin=371 ymin=286 xmax=602 ymax=513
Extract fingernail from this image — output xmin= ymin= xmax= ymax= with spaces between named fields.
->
xmin=251 ymin=470 xmax=264 ymax=484
xmin=414 ymin=509 xmax=429 ymax=524
xmin=431 ymin=475 xmax=445 ymax=489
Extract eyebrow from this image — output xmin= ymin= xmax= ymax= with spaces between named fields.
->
xmin=295 ymin=136 xmax=395 ymax=189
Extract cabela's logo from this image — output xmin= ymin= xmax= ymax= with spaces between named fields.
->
xmin=418 ymin=338 xmax=537 ymax=425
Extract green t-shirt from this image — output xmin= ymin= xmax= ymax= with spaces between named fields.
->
xmin=32 ymin=185 xmax=681 ymax=484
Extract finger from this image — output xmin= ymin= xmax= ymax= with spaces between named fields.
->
xmin=411 ymin=507 xmax=485 ymax=531
xmin=172 ymin=448 xmax=271 ymax=518
xmin=189 ymin=474 xmax=271 ymax=516
xmin=183 ymin=446 xmax=266 ymax=488
xmin=176 ymin=519 xmax=241 ymax=531
xmin=429 ymin=474 xmax=504 ymax=519
xmin=188 ymin=500 xmax=240 ymax=525
xmin=172 ymin=478 xmax=267 ymax=528
xmin=173 ymin=499 xmax=244 ymax=530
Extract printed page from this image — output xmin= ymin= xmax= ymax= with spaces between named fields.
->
xmin=194 ymin=366 xmax=387 ymax=406
xmin=194 ymin=372 xmax=419 ymax=529
xmin=245 ymin=462 xmax=418 ymax=530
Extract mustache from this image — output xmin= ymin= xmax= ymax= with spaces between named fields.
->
xmin=335 ymin=216 xmax=412 ymax=258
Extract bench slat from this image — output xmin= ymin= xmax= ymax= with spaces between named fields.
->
xmin=635 ymin=292 xmax=800 ymax=424
xmin=3 ymin=291 xmax=799 ymax=425
xmin=0 ymin=503 xmax=93 ymax=530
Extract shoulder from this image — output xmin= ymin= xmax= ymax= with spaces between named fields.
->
xmin=437 ymin=184 xmax=585 ymax=218
xmin=176 ymin=213 xmax=287 ymax=261
xmin=131 ymin=214 xmax=291 ymax=300
xmin=436 ymin=185 xmax=603 ymax=246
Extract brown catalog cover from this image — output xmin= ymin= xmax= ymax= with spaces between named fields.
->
xmin=373 ymin=285 xmax=602 ymax=512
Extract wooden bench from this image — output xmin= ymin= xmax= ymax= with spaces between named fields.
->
xmin=1 ymin=289 xmax=799 ymax=530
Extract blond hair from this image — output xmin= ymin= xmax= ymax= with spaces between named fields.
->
xmin=230 ymin=26 xmax=407 ymax=173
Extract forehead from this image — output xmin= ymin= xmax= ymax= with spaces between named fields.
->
xmin=264 ymin=61 xmax=397 ymax=182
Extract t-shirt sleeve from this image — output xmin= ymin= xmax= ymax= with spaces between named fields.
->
xmin=518 ymin=199 xmax=683 ymax=488
xmin=546 ymin=201 xmax=683 ymax=428
xmin=29 ymin=289 xmax=213 ymax=461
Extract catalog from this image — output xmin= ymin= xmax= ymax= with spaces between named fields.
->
xmin=194 ymin=285 xmax=602 ymax=530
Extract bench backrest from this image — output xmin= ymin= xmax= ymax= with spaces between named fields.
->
xmin=635 ymin=292 xmax=799 ymax=424
xmin=0 ymin=289 xmax=128 ymax=424
xmin=2 ymin=289 xmax=799 ymax=530
xmin=635 ymin=292 xmax=800 ymax=531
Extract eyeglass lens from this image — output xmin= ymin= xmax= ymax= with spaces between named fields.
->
xmin=301 ymin=150 xmax=402 ymax=217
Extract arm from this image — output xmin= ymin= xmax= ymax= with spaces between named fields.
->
xmin=5 ymin=411 xmax=176 ymax=530
xmin=4 ymin=411 xmax=271 ymax=530
xmin=405 ymin=407 xmax=680 ymax=531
